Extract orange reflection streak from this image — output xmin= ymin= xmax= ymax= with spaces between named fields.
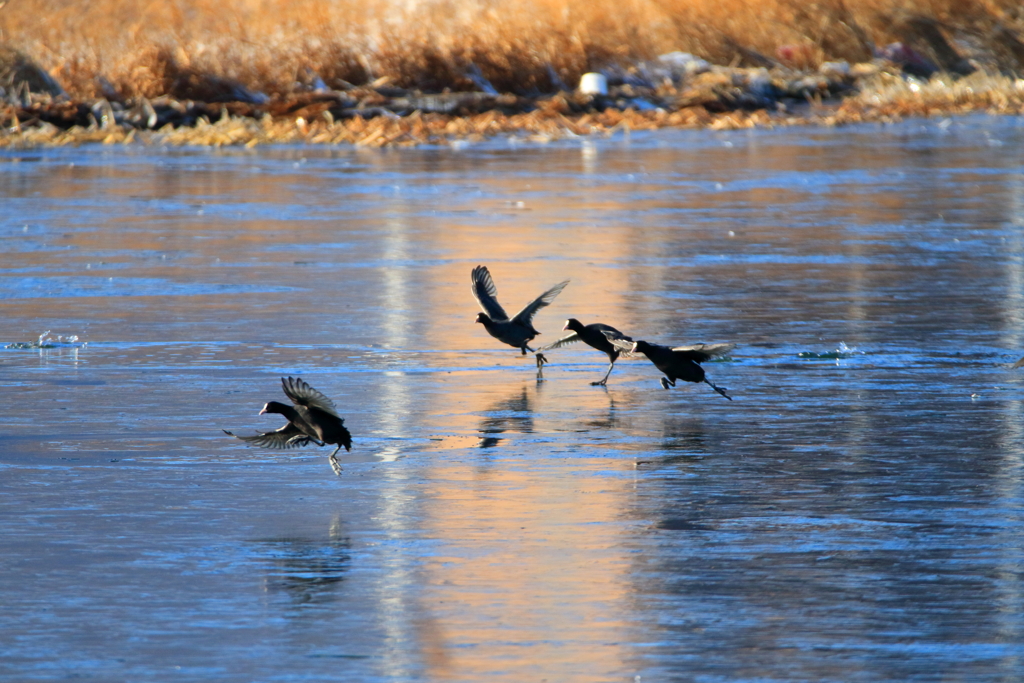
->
xmin=398 ymin=375 xmax=644 ymax=680
xmin=415 ymin=465 xmax=637 ymax=679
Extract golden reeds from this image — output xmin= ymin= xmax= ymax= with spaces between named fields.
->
xmin=836 ymin=70 xmax=1024 ymax=120
xmin=2 ymin=0 xmax=1022 ymax=99
xmin=2 ymin=0 xmax=1024 ymax=147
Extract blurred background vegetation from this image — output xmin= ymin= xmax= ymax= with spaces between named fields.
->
xmin=1 ymin=0 xmax=1022 ymax=100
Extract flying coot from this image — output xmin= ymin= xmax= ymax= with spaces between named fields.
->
xmin=224 ymin=376 xmax=352 ymax=475
xmin=471 ymin=264 xmax=569 ymax=371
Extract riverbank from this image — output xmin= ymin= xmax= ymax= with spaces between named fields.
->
xmin=4 ymin=69 xmax=1023 ymax=149
xmin=3 ymin=0 xmax=1024 ymax=147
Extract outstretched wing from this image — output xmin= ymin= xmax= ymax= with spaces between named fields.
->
xmin=537 ymin=331 xmax=580 ymax=352
xmin=596 ymin=325 xmax=636 ymax=357
xmin=671 ymin=342 xmax=736 ymax=362
xmin=223 ymin=425 xmax=315 ymax=450
xmin=281 ymin=376 xmax=341 ymax=418
xmin=605 ymin=333 xmax=638 ymax=355
xmin=471 ymin=265 xmax=509 ymax=321
xmin=510 ymin=279 xmax=570 ymax=327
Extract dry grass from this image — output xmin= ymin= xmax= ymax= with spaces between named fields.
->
xmin=836 ymin=70 xmax=1024 ymax=119
xmin=3 ymin=1 xmax=1024 ymax=148
xmin=6 ymin=71 xmax=1023 ymax=150
xmin=2 ymin=0 xmax=1023 ymax=100
xmin=0 ymin=97 xmax=744 ymax=148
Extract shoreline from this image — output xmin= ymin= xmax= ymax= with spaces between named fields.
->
xmin=4 ymin=69 xmax=1024 ymax=149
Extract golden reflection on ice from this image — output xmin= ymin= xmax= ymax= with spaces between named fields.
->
xmin=418 ymin=468 xmax=634 ymax=675
xmin=372 ymin=375 xmax=640 ymax=680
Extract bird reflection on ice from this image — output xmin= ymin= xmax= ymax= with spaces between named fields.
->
xmin=256 ymin=516 xmax=351 ymax=606
xmin=477 ymin=384 xmax=536 ymax=448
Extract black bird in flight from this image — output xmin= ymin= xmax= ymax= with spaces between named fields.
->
xmin=471 ymin=264 xmax=569 ymax=372
xmin=225 ymin=376 xmax=352 ymax=475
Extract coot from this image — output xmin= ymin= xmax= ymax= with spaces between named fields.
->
xmin=612 ymin=338 xmax=735 ymax=399
xmin=224 ymin=376 xmax=352 ymax=475
xmin=539 ymin=318 xmax=634 ymax=386
xmin=471 ymin=264 xmax=569 ymax=370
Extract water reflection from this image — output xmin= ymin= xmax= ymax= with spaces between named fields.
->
xmin=257 ymin=516 xmax=351 ymax=606
xmin=580 ymin=387 xmax=619 ymax=431
xmin=477 ymin=383 xmax=536 ymax=448
xmin=374 ymin=213 xmax=414 ymax=465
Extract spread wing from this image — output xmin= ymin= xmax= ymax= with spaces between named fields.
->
xmin=671 ymin=342 xmax=736 ymax=362
xmin=281 ymin=376 xmax=341 ymax=419
xmin=510 ymin=279 xmax=570 ymax=327
xmin=223 ymin=426 xmax=315 ymax=450
xmin=597 ymin=326 xmax=637 ymax=358
xmin=606 ymin=334 xmax=637 ymax=354
xmin=537 ymin=331 xmax=580 ymax=352
xmin=1013 ymin=356 xmax=1024 ymax=369
xmin=471 ymin=265 xmax=509 ymax=321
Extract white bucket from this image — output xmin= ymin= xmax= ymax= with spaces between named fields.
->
xmin=578 ymin=72 xmax=608 ymax=96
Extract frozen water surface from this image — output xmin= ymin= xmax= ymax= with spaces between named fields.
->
xmin=3 ymin=115 xmax=1024 ymax=682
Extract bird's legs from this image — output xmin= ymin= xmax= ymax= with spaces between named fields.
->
xmin=524 ymin=344 xmax=546 ymax=364
xmin=328 ymin=444 xmax=344 ymax=476
xmin=525 ymin=344 xmax=548 ymax=380
xmin=660 ymin=377 xmax=676 ymax=390
xmin=704 ymin=377 xmax=733 ymax=400
xmin=591 ymin=361 xmax=616 ymax=386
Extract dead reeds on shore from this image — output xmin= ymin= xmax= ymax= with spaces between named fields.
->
xmin=2 ymin=1 xmax=1024 ymax=147
xmin=2 ymin=0 xmax=1022 ymax=100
